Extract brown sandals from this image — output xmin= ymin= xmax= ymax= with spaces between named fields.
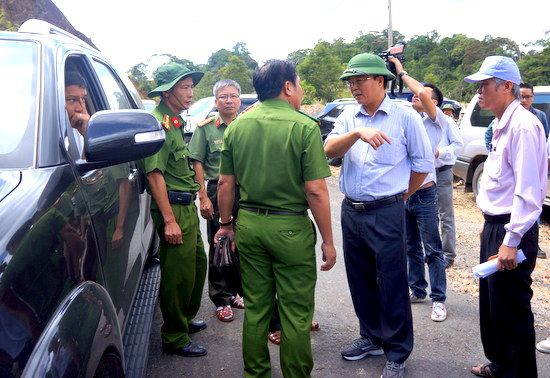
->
xmin=471 ymin=363 xmax=496 ymax=377
xmin=268 ymin=321 xmax=321 ymax=346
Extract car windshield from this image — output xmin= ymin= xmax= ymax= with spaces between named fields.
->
xmin=186 ymin=97 xmax=214 ymax=117
xmin=0 ymin=39 xmax=38 ymax=169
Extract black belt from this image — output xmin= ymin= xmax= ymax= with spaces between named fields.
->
xmin=437 ymin=165 xmax=453 ymax=173
xmin=483 ymin=213 xmax=511 ymax=223
xmin=344 ymin=194 xmax=403 ymax=211
xmin=167 ymin=190 xmax=196 ymax=205
xmin=240 ymin=206 xmax=307 ymax=216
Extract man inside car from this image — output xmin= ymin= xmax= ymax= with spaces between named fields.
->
xmin=65 ymin=70 xmax=90 ymax=138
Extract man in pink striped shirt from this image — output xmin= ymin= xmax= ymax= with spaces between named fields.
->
xmin=465 ymin=56 xmax=547 ymax=378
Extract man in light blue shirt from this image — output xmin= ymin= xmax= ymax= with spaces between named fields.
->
xmin=389 ymin=57 xmax=448 ymax=322
xmin=325 ymin=53 xmax=433 ymax=378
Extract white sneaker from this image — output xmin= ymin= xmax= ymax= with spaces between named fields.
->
xmin=536 ymin=337 xmax=550 ymax=354
xmin=431 ymin=301 xmax=447 ymax=322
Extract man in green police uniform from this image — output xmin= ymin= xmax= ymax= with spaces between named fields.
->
xmin=215 ymin=60 xmax=337 ymax=377
xmin=188 ymin=79 xmax=244 ymax=323
xmin=144 ymin=62 xmax=208 ymax=357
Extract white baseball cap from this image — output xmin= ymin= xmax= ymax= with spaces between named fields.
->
xmin=464 ymin=56 xmax=521 ymax=85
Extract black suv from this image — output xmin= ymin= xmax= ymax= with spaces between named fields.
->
xmin=0 ymin=20 xmax=164 ymax=377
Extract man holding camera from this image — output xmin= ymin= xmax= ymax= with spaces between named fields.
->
xmin=144 ymin=62 xmax=208 ymax=357
xmin=325 ymin=53 xmax=433 ymax=378
xmin=389 ymin=57 xmax=449 ymax=322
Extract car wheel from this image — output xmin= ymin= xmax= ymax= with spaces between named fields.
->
xmin=93 ymin=352 xmax=124 ymax=378
xmin=472 ymin=162 xmax=484 ymax=198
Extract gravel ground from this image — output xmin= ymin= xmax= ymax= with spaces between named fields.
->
xmin=448 ymin=181 xmax=550 ymax=330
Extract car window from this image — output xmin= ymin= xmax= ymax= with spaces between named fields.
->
xmin=534 ymin=93 xmax=550 ymax=121
xmin=0 ymin=40 xmax=38 ymax=168
xmin=188 ymin=97 xmax=215 ymax=118
xmin=91 ymin=60 xmax=133 ymax=110
xmin=328 ymin=106 xmax=346 ymax=118
xmin=470 ymin=103 xmax=495 ymax=128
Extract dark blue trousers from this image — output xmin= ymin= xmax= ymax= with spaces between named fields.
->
xmin=479 ymin=214 xmax=538 ymax=377
xmin=342 ymin=198 xmax=413 ymax=364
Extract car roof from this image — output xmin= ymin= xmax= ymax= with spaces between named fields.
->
xmin=3 ymin=19 xmax=99 ymax=53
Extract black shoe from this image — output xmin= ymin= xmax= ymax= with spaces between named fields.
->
xmin=189 ymin=320 xmax=207 ymax=334
xmin=538 ymin=247 xmax=547 ymax=259
xmin=162 ymin=342 xmax=207 ymax=357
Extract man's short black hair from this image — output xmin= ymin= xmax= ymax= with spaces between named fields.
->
xmin=65 ymin=70 xmax=87 ymax=89
xmin=253 ymin=60 xmax=297 ymax=102
xmin=520 ymin=82 xmax=534 ymax=91
xmin=423 ymin=83 xmax=443 ymax=107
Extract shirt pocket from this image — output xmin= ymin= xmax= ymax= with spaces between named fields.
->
xmin=372 ymin=144 xmax=402 ymax=165
xmin=170 ymin=147 xmax=189 ymax=176
xmin=484 ymin=151 xmax=502 ymax=181
xmin=209 ymin=139 xmax=223 ymax=154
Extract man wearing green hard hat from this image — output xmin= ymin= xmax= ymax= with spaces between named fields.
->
xmin=143 ymin=62 xmax=208 ymax=357
xmin=325 ymin=53 xmax=433 ymax=378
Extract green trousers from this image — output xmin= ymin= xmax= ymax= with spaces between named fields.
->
xmin=236 ymin=210 xmax=317 ymax=378
xmin=152 ymin=203 xmax=207 ymax=348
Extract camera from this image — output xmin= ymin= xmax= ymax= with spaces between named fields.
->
xmin=378 ymin=42 xmax=406 ymax=78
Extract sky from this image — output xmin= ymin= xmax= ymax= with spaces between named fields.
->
xmin=51 ymin=0 xmax=549 ymax=74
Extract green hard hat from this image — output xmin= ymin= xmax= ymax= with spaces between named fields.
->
xmin=340 ymin=53 xmax=395 ymax=81
xmin=148 ymin=62 xmax=204 ymax=98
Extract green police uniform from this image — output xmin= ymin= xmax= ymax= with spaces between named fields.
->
xmin=220 ymin=98 xmax=331 ymax=377
xmin=188 ymin=114 xmax=242 ymax=308
xmin=143 ymin=102 xmax=207 ymax=349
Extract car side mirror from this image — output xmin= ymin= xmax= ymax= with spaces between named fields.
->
xmin=76 ymin=110 xmax=165 ymax=174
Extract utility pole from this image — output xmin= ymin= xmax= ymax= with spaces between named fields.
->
xmin=388 ymin=0 xmax=393 ymax=48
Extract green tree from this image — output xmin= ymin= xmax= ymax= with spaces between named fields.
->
xmin=287 ymin=49 xmax=311 ymax=65
xmin=193 ymin=55 xmax=254 ymax=99
xmin=233 ymin=42 xmax=258 ymax=70
xmin=207 ymin=49 xmax=232 ymax=71
xmin=219 ymin=55 xmax=254 ymax=93
xmin=519 ymin=35 xmax=550 ymax=85
xmin=127 ymin=63 xmax=153 ymax=98
xmin=0 ymin=8 xmax=16 ymax=31
xmin=297 ymin=42 xmax=345 ymax=102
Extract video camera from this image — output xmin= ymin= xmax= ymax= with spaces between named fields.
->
xmin=378 ymin=42 xmax=406 ymax=97
xmin=378 ymin=42 xmax=406 ymax=77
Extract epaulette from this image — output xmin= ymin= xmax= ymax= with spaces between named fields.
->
xmin=298 ymin=110 xmax=320 ymax=126
xmin=239 ymin=102 xmax=259 ymax=115
xmin=197 ymin=116 xmax=216 ymax=127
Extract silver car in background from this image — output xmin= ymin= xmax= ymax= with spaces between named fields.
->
xmin=453 ymin=86 xmax=550 ymax=204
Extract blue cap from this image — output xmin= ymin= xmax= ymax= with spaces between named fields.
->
xmin=464 ymin=56 xmax=521 ymax=85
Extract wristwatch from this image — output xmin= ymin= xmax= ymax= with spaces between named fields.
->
xmin=219 ymin=216 xmax=233 ymax=227
xmin=398 ymin=70 xmax=408 ymax=78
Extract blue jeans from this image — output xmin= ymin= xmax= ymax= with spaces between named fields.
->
xmin=406 ymin=185 xmax=447 ymax=302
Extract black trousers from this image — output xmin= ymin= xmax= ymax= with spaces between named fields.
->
xmin=206 ymin=181 xmax=242 ymax=307
xmin=479 ymin=213 xmax=538 ymax=377
xmin=341 ymin=198 xmax=413 ymax=364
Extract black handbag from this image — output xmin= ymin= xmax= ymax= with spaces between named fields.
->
xmin=213 ymin=236 xmax=237 ymax=268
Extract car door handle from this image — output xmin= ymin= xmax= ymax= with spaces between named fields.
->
xmin=128 ymin=168 xmax=138 ymax=182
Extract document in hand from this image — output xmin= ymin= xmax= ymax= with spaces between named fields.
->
xmin=472 ymin=250 xmax=526 ymax=278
